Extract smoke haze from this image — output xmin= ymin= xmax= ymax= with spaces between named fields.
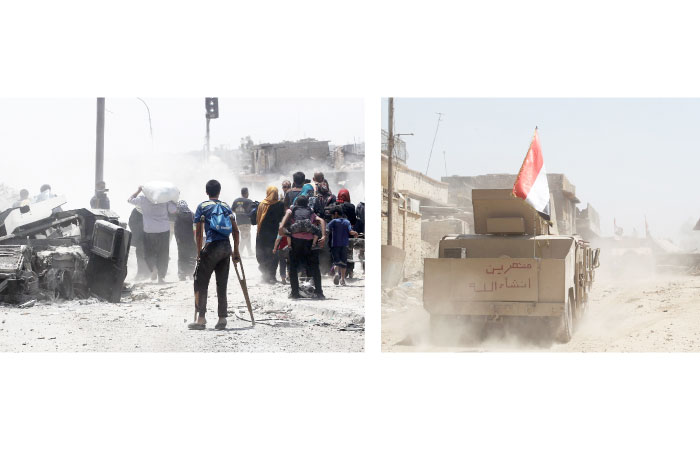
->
xmin=0 ymin=98 xmax=364 ymax=214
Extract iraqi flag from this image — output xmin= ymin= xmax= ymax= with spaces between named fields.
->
xmin=513 ymin=128 xmax=551 ymax=220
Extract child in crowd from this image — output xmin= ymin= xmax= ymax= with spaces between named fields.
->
xmin=326 ymin=206 xmax=357 ymax=286
xmin=273 ymin=231 xmax=290 ymax=284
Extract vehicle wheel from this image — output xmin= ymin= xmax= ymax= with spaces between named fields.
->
xmin=556 ymin=292 xmax=574 ymax=343
xmin=579 ymin=289 xmax=589 ymax=317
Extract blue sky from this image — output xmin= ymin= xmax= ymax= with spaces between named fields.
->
xmin=382 ymin=98 xmax=700 ymax=238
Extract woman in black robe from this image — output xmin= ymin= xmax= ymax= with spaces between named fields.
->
xmin=174 ymin=200 xmax=197 ymax=280
xmin=255 ymin=186 xmax=286 ymax=283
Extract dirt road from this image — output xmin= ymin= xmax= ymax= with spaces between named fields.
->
xmin=0 ymin=255 xmax=364 ymax=352
xmin=382 ymin=272 xmax=700 ymax=352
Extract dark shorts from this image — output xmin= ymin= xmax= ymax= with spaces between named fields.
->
xmin=330 ymin=246 xmax=348 ymax=267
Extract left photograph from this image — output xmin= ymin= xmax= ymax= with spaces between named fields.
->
xmin=0 ymin=98 xmax=365 ymax=352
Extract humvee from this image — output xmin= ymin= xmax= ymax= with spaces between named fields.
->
xmin=0 ymin=196 xmax=131 ymax=304
xmin=423 ymin=189 xmax=600 ymax=342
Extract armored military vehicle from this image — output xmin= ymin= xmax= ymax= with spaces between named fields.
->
xmin=423 ymin=189 xmax=600 ymax=342
xmin=0 ymin=196 xmax=131 ymax=305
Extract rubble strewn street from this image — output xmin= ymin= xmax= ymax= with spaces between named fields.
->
xmin=0 ymin=254 xmax=364 ymax=352
xmin=0 ymin=98 xmax=366 ymax=352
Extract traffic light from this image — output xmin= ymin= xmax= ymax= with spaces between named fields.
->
xmin=205 ymin=97 xmax=219 ymax=119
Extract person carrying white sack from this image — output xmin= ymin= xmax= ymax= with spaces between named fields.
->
xmin=128 ymin=182 xmax=179 ymax=283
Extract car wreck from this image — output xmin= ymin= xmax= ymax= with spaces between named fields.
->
xmin=0 ymin=196 xmax=131 ymax=305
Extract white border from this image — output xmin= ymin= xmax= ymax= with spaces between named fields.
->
xmin=3 ymin=0 xmax=700 ymax=448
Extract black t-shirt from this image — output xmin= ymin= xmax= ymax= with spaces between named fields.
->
xmin=231 ymin=197 xmax=254 ymax=225
xmin=283 ymin=188 xmax=303 ymax=210
xmin=341 ymin=202 xmax=357 ymax=226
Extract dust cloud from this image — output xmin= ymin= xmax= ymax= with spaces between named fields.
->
xmin=382 ymin=231 xmax=700 ymax=352
xmin=1 ymin=149 xmax=363 ymax=221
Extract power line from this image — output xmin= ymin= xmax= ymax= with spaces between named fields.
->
xmin=425 ymin=112 xmax=443 ymax=175
xmin=136 ymin=97 xmax=154 ymax=151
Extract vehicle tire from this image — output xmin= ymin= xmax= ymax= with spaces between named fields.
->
xmin=555 ymin=292 xmax=574 ymax=343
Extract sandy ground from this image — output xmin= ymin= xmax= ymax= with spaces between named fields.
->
xmin=0 ymin=251 xmax=364 ymax=352
xmin=382 ymin=270 xmax=700 ymax=352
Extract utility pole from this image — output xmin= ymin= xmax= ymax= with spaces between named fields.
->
xmin=425 ymin=112 xmax=444 ymax=175
xmin=387 ymin=98 xmax=395 ymax=247
xmin=95 ymin=98 xmax=105 ymax=187
xmin=205 ymin=116 xmax=210 ymax=161
xmin=93 ymin=97 xmax=110 ymax=209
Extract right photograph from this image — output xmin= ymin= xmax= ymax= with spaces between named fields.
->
xmin=381 ymin=98 xmax=700 ymax=352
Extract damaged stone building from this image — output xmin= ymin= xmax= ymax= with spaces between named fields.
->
xmin=382 ymin=133 xmax=468 ymax=278
xmin=249 ymin=138 xmax=331 ymax=175
xmin=442 ymin=173 xmax=601 ymax=240
xmin=333 ymin=142 xmax=365 ymax=169
xmin=233 ymin=137 xmax=365 ymax=199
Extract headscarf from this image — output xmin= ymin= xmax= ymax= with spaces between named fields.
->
xmin=177 ymin=200 xmax=191 ymax=214
xmin=300 ymin=183 xmax=315 ymax=197
xmin=337 ymin=188 xmax=350 ymax=204
xmin=292 ymin=183 xmax=316 ymax=207
xmin=256 ymin=186 xmax=279 ymax=233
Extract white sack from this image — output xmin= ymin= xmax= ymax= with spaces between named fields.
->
xmin=142 ymin=181 xmax=180 ymax=204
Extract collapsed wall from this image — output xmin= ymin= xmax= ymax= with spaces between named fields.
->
xmin=250 ymin=138 xmax=331 ymax=175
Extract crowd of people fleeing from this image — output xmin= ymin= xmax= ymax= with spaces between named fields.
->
xmin=255 ymin=171 xmax=364 ymax=298
xmin=125 ymin=171 xmax=364 ymax=302
xmin=8 ymin=174 xmax=363 ymax=330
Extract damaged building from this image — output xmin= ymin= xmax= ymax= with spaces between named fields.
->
xmin=249 ymin=138 xmax=331 ymax=175
xmin=235 ymin=137 xmax=365 ymax=200
xmin=442 ymin=173 xmax=601 ymax=241
xmin=333 ymin=142 xmax=365 ymax=168
xmin=381 ymin=134 xmax=468 ymax=279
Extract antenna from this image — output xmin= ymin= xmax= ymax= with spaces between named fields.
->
xmin=443 ymin=149 xmax=447 ymax=177
xmin=425 ymin=112 xmax=443 ymax=175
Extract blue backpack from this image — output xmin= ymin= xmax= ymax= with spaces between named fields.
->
xmin=209 ymin=202 xmax=233 ymax=236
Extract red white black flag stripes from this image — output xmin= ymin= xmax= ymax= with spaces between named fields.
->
xmin=513 ymin=128 xmax=551 ymax=220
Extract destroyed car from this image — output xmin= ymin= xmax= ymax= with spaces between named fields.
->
xmin=0 ymin=196 xmax=131 ymax=305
